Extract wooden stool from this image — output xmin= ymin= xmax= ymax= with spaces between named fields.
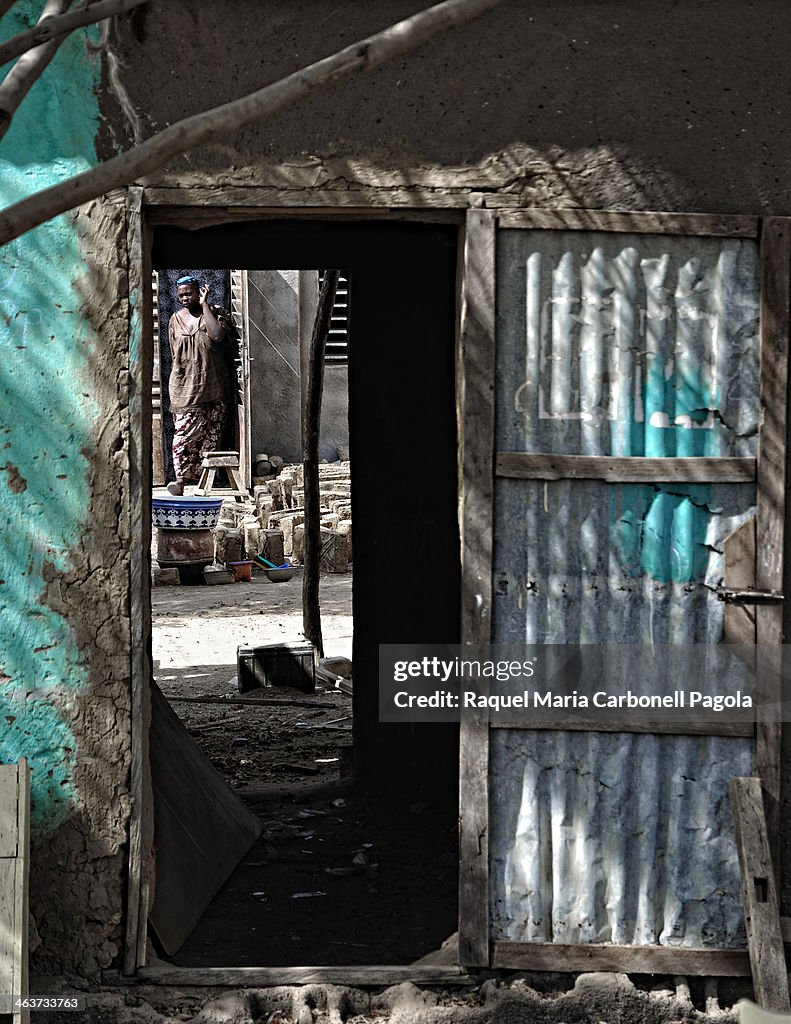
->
xmin=194 ymin=450 xmax=249 ymax=502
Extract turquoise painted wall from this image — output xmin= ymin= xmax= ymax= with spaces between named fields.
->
xmin=0 ymin=4 xmax=101 ymax=832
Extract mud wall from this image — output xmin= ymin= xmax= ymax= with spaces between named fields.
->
xmin=102 ymin=0 xmax=791 ymax=214
xmin=4 ymin=0 xmax=791 ymax=984
xmin=0 ymin=5 xmax=134 ymax=977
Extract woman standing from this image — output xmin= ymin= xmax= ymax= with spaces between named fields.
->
xmin=166 ymin=275 xmax=233 ymax=496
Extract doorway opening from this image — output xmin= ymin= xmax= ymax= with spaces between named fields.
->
xmin=140 ymin=216 xmax=462 ymax=968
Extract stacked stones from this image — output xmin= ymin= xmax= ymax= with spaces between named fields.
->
xmin=213 ymin=461 xmax=352 ymax=573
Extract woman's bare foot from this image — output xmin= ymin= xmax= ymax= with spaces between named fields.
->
xmin=167 ymin=481 xmax=184 ymax=496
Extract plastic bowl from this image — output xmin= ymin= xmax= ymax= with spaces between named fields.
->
xmin=152 ymin=496 xmax=224 ymax=530
xmin=264 ymin=567 xmax=294 ymax=583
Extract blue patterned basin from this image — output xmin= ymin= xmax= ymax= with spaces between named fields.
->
xmin=152 ymin=496 xmax=224 ymax=530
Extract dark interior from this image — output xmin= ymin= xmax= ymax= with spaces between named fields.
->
xmin=151 ymin=219 xmax=462 ymax=963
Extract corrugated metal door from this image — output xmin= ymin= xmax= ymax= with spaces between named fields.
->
xmin=458 ymin=210 xmax=790 ymax=972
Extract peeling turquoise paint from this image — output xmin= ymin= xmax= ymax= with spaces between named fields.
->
xmin=0 ymin=4 xmax=101 ymax=832
xmin=610 ymin=484 xmax=712 ymax=584
xmin=609 ymin=360 xmax=721 ymax=583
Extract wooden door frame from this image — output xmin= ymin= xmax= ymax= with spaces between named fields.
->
xmin=456 ymin=208 xmax=791 ymax=973
xmin=121 ymin=191 xmax=467 ymax=982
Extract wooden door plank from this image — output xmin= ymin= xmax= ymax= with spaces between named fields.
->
xmin=492 ymin=940 xmax=751 ymax=976
xmin=0 ymin=859 xmax=16 ymax=1003
xmin=489 ymin=716 xmax=754 ymax=736
xmin=724 ymin=517 xmax=758 ymax=646
xmin=457 ymin=208 xmax=496 ymax=968
xmin=730 ymin=777 xmax=790 ymax=1011
xmin=124 ymin=186 xmax=155 ymax=975
xmin=148 ymin=682 xmax=262 ymax=955
xmin=0 ymin=768 xmax=17 ymax=858
xmin=496 ymin=209 xmax=759 ymax=237
xmin=0 ymin=761 xmax=30 ymax=1024
xmin=495 ymin=452 xmax=756 ymax=483
xmin=459 ymin=209 xmax=496 ymax=647
xmin=755 ymin=218 xmax=791 ymax=868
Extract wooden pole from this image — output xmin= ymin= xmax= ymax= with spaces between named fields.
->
xmin=302 ymin=270 xmax=339 ymax=657
xmin=730 ymin=777 xmax=790 ymax=1012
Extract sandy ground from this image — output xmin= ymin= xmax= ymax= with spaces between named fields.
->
xmin=149 ymin=558 xmax=459 ymax=967
xmin=151 ymin=560 xmax=354 ymax=790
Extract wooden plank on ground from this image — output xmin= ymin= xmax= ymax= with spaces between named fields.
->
xmin=495 ymin=452 xmax=756 ymax=484
xmin=491 ymin=941 xmax=751 ymax=975
xmin=496 ymin=209 xmax=759 ymax=238
xmin=0 ymin=860 xmax=16 ymax=1011
xmin=0 ymin=769 xmax=18 ymax=858
xmin=133 ymin=964 xmax=469 ymax=986
xmin=730 ymin=777 xmax=790 ymax=1011
xmin=755 ymin=218 xmax=791 ymax=871
xmin=13 ymin=762 xmax=29 ymax=1024
xmin=167 ymin=695 xmax=335 ymax=709
xmin=148 ymin=682 xmax=262 ymax=956
xmin=0 ymin=760 xmax=30 ymax=1024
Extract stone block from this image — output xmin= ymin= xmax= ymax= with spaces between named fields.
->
xmin=243 ymin=521 xmax=262 ymax=558
xmin=279 ymin=512 xmax=305 ymax=555
xmin=153 ymin=566 xmax=180 ymax=586
xmin=255 ymin=494 xmax=274 ymax=520
xmin=280 ymin=473 xmax=295 ymax=507
xmin=266 ymin=478 xmax=284 ymax=511
xmin=292 ymin=524 xmax=305 ymax=563
xmin=337 ymin=520 xmax=352 ymax=563
xmin=262 ymin=529 xmax=285 ymax=567
xmin=319 ymin=529 xmax=350 ymax=573
xmin=215 ymin=527 xmax=243 ymax=566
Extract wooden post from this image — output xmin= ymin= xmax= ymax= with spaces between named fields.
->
xmin=457 ymin=209 xmax=496 ymax=968
xmin=0 ymin=759 xmax=30 ymax=1024
xmin=302 ymin=270 xmax=339 ymax=657
xmin=755 ymin=218 xmax=791 ymax=874
xmin=730 ymin=777 xmax=790 ymax=1012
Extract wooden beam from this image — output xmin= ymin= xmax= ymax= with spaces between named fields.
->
xmin=166 ymin=695 xmax=336 ymax=709
xmin=0 ymin=761 xmax=30 ymax=1024
xmin=144 ymin=203 xmax=467 ymax=229
xmin=124 ymin=186 xmax=154 ymax=975
xmin=489 ymin=716 xmax=754 ymax=737
xmin=730 ymin=777 xmax=790 ymax=1011
xmin=459 ymin=209 xmax=496 ymax=648
xmin=492 ymin=941 xmax=751 ymax=976
xmin=142 ymin=186 xmax=476 ymax=211
xmin=755 ymin=218 xmax=791 ymax=873
xmin=126 ymin=964 xmax=470 ymax=987
xmin=496 ymin=209 xmax=759 ymax=238
xmin=457 ymin=208 xmax=496 ymax=968
xmin=302 ymin=270 xmax=339 ymax=658
xmin=495 ymin=452 xmax=756 ymax=484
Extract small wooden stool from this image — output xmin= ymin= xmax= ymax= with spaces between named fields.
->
xmin=194 ymin=450 xmax=249 ymax=502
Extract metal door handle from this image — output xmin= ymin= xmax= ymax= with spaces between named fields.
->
xmin=716 ymin=588 xmax=784 ymax=604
